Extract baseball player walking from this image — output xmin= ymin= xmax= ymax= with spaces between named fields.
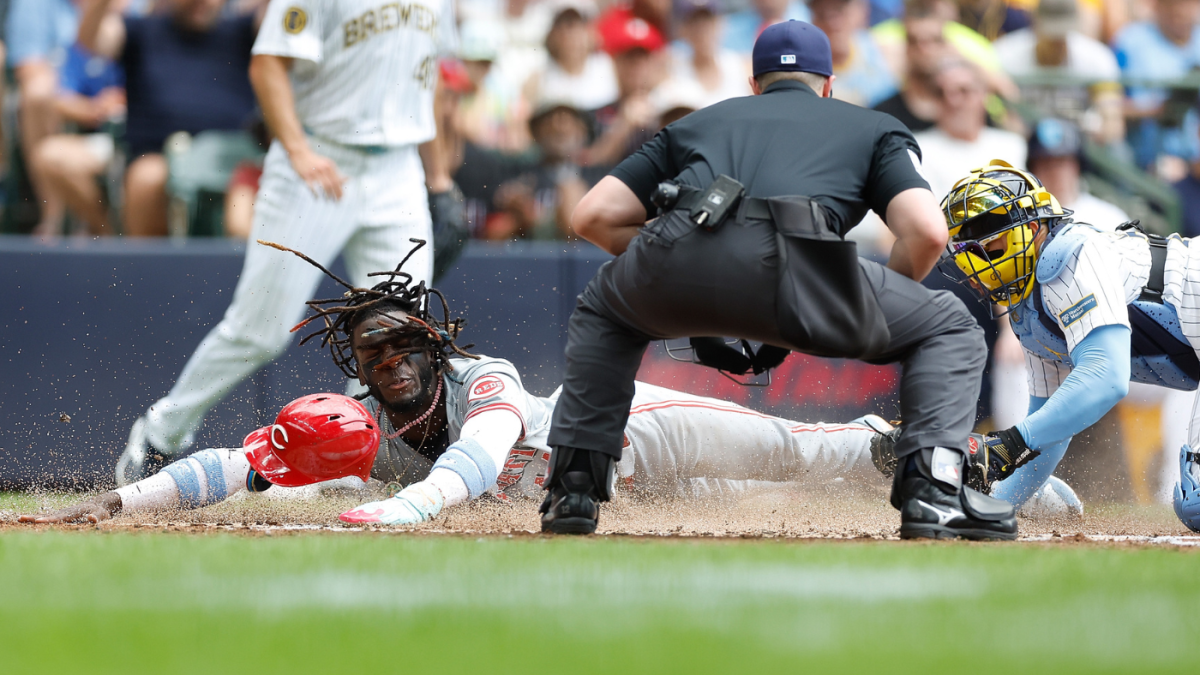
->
xmin=541 ymin=21 xmax=1018 ymax=540
xmin=116 ymin=0 xmax=459 ymax=485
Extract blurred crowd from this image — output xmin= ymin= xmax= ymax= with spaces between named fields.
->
xmin=2 ymin=0 xmax=1200 ymax=242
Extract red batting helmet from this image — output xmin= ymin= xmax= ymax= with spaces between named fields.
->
xmin=244 ymin=394 xmax=380 ymax=487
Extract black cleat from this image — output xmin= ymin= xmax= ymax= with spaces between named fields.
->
xmin=892 ymin=447 xmax=1017 ymax=541
xmin=540 ymin=472 xmax=600 ymax=534
xmin=540 ymin=447 xmax=615 ymax=535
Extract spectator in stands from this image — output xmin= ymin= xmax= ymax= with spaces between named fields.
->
xmin=808 ymin=0 xmax=898 ymax=108
xmin=456 ymin=21 xmax=532 ymax=152
xmin=993 ymin=0 xmax=1124 ymax=147
xmin=459 ymin=0 xmax=553 ymax=90
xmin=872 ymin=0 xmax=1017 ymax=100
xmin=913 ymin=59 xmax=1027 ymax=196
xmin=586 ymin=9 xmax=667 ymax=167
xmin=1027 ymin=118 xmax=1129 ymax=227
xmin=1113 ymin=0 xmax=1200 ymax=175
xmin=872 ymin=3 xmax=952 ymax=132
xmin=1172 ymin=120 xmax=1200 ymax=237
xmin=670 ymin=0 xmax=751 ymax=107
xmin=652 ymin=78 xmax=707 ymax=127
xmin=523 ymin=3 xmax=617 ymax=115
xmin=723 ymin=0 xmax=811 ymax=54
xmin=485 ymin=97 xmax=603 ymax=240
xmin=6 ymin=0 xmax=81 ymax=234
xmin=30 ymin=42 xmax=125 ymax=236
xmin=78 ymin=0 xmax=258 ymax=237
xmin=955 ymin=0 xmax=1031 ymax=41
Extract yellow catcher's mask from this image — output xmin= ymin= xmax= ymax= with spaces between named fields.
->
xmin=938 ymin=160 xmax=1064 ymax=309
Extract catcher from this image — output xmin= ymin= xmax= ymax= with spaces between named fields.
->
xmin=21 ymin=241 xmax=906 ymax=526
xmin=939 ymin=160 xmax=1200 ymax=531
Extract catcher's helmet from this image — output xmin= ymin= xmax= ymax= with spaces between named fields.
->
xmin=244 ymin=393 xmax=380 ymax=487
xmin=939 ymin=160 xmax=1067 ymax=310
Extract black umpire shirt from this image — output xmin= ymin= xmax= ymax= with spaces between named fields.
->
xmin=610 ymin=80 xmax=930 ymax=236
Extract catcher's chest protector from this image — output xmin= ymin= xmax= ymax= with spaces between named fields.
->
xmin=1010 ymin=230 xmax=1200 ymax=391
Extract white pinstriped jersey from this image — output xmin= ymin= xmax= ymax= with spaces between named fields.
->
xmin=253 ymin=0 xmax=458 ymax=147
xmin=1024 ymin=225 xmax=1196 ymax=397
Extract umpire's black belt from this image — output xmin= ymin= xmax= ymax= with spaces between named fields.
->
xmin=662 ymin=184 xmax=888 ymax=359
xmin=672 ymin=186 xmax=837 ymax=237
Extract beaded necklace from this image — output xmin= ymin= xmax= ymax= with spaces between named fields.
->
xmin=378 ymin=376 xmax=443 ymax=440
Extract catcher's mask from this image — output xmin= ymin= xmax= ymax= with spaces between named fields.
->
xmin=244 ymin=394 xmax=380 ymax=487
xmin=938 ymin=160 xmax=1067 ymax=313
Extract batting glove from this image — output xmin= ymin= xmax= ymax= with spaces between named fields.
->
xmin=966 ymin=427 xmax=1040 ymax=492
xmin=339 ymin=482 xmax=445 ymax=525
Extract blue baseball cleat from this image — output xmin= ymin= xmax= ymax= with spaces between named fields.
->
xmin=1173 ymin=445 xmax=1200 ymax=533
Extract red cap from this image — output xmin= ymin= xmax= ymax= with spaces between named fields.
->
xmin=439 ymin=58 xmax=473 ymax=94
xmin=244 ymin=394 xmax=380 ymax=488
xmin=596 ymin=7 xmax=665 ymax=55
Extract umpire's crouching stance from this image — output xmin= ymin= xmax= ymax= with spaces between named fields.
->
xmin=541 ymin=21 xmax=1016 ymax=540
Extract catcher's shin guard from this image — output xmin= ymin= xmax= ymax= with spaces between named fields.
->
xmin=540 ymin=447 xmax=615 ymax=535
xmin=891 ymin=447 xmax=1018 ymax=541
xmin=1173 ymin=445 xmax=1200 ymax=532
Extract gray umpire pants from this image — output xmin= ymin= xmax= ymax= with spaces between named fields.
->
xmin=547 ymin=212 xmax=987 ymax=462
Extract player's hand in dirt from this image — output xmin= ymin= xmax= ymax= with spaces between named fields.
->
xmin=340 ymin=483 xmax=445 ymax=525
xmin=17 ymin=492 xmax=121 ymax=524
xmin=289 ymin=147 xmax=347 ymax=200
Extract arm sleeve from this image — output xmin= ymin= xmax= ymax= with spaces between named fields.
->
xmin=1016 ymin=324 xmax=1131 ymax=450
xmin=608 ymin=128 xmax=675 ymax=215
xmin=252 ymin=0 xmax=323 ymax=62
xmin=426 ymin=408 xmax=523 ymax=508
xmin=864 ymin=115 xmax=931 ymax=217
xmin=1040 ymin=238 xmax=1132 ymax=353
xmin=991 ymin=395 xmax=1073 ymax=508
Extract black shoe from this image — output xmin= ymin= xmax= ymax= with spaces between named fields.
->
xmin=892 ymin=447 xmax=1017 ymax=541
xmin=540 ymin=447 xmax=615 ymax=535
xmin=540 ymin=471 xmax=600 ymax=534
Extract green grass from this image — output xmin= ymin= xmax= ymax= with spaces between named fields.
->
xmin=0 ymin=532 xmax=1195 ymax=674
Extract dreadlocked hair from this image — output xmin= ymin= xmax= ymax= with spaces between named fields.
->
xmin=258 ymin=238 xmax=479 ymax=379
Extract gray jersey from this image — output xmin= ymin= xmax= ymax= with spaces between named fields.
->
xmin=365 ymin=356 xmax=555 ymax=495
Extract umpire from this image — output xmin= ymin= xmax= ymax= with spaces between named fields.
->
xmin=541 ymin=20 xmax=1016 ymax=540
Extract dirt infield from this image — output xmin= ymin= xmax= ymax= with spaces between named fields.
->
xmin=4 ymin=478 xmax=1196 ymax=545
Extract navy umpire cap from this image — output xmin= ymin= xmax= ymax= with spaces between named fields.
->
xmin=752 ymin=20 xmax=833 ymax=78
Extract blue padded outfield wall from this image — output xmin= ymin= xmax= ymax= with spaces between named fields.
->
xmin=0 ymin=237 xmax=902 ymax=489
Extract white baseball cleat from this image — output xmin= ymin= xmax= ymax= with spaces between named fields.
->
xmin=1020 ymin=475 xmax=1084 ymax=519
xmin=115 ymin=417 xmax=162 ymax=486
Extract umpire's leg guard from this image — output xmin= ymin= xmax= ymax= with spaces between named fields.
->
xmin=540 ymin=447 xmax=616 ymax=535
xmin=891 ymin=447 xmax=1018 ymax=541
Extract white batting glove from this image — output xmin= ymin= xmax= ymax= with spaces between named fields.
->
xmin=338 ymin=482 xmax=445 ymax=525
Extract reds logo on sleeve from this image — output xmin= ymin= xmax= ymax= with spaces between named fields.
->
xmin=467 ymin=375 xmax=505 ymax=402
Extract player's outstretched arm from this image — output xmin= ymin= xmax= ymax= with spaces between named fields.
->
xmin=987 ymin=326 xmax=1130 ymax=504
xmin=18 ymin=492 xmax=122 ymax=524
xmin=340 ymin=409 xmax=522 ymax=525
